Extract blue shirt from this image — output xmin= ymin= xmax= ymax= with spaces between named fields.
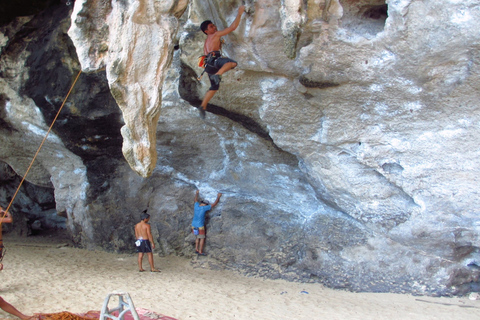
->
xmin=192 ymin=202 xmax=212 ymax=228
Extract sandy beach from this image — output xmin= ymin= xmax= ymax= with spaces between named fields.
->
xmin=0 ymin=235 xmax=479 ymax=320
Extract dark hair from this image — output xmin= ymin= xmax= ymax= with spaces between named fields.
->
xmin=200 ymin=20 xmax=212 ymax=34
xmin=141 ymin=210 xmax=150 ymax=221
xmin=200 ymin=200 xmax=210 ymax=205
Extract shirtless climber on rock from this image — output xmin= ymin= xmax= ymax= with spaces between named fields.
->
xmin=198 ymin=5 xmax=246 ymax=118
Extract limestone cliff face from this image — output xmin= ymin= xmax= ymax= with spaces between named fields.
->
xmin=1 ymin=0 xmax=480 ymax=295
xmin=69 ymin=0 xmax=188 ymax=177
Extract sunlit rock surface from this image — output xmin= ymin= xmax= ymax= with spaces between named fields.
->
xmin=68 ymin=0 xmax=188 ymax=177
xmin=0 ymin=0 xmax=480 ymax=295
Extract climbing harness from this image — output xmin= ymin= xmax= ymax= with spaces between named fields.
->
xmin=197 ymin=55 xmax=207 ymax=68
xmin=197 ymin=51 xmax=221 ymax=80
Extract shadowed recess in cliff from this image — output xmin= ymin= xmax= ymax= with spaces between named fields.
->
xmin=0 ymin=95 xmax=17 ymax=133
xmin=448 ymin=249 xmax=480 ymax=295
xmin=206 ymin=104 xmax=272 ymax=141
xmin=446 ymin=244 xmax=480 ymax=295
xmin=299 ymin=76 xmax=340 ymax=89
xmin=0 ymin=160 xmax=62 ymax=237
xmin=178 ymin=61 xmax=272 ymax=141
xmin=0 ymin=0 xmax=61 ymax=26
xmin=18 ymin=3 xmax=124 ymax=161
xmin=339 ymin=0 xmax=388 ymax=38
xmin=9 ymin=3 xmax=126 ymax=201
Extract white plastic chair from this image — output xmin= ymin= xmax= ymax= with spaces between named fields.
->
xmin=99 ymin=292 xmax=140 ymax=320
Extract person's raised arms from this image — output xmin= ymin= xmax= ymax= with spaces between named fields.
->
xmin=216 ymin=6 xmax=245 ymax=37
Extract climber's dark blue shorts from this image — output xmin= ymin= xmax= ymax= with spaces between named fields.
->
xmin=207 ymin=57 xmax=237 ymax=91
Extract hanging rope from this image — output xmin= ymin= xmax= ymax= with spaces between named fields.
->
xmin=0 ymin=69 xmax=82 ymax=224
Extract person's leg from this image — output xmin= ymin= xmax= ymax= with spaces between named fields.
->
xmin=147 ymin=252 xmax=160 ymax=272
xmin=198 ymin=238 xmax=205 ymax=254
xmin=200 ymin=89 xmax=217 ymax=110
xmin=0 ymin=296 xmax=30 ymax=320
xmin=215 ymin=61 xmax=237 ymax=76
xmin=200 ymin=60 xmax=237 ymax=111
xmin=195 ymin=238 xmax=200 ymax=253
xmin=138 ymin=253 xmax=145 ymax=271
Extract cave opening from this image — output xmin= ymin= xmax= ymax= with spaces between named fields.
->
xmin=339 ymin=0 xmax=388 ymax=39
xmin=0 ymin=161 xmax=67 ymax=239
xmin=0 ymin=0 xmax=61 ymax=26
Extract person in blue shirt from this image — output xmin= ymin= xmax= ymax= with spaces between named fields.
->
xmin=192 ymin=190 xmax=222 ymax=255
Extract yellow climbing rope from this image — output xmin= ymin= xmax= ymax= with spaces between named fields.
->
xmin=0 ymin=69 xmax=82 ymax=224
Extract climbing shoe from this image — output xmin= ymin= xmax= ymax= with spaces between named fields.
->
xmin=199 ymin=108 xmax=206 ymax=119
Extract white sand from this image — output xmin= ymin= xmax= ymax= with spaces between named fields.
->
xmin=1 ymin=235 xmax=479 ymax=320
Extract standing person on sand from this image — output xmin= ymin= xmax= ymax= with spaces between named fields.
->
xmin=192 ymin=190 xmax=222 ymax=256
xmin=198 ymin=5 xmax=246 ymax=116
xmin=0 ymin=207 xmax=32 ymax=320
xmin=134 ymin=211 xmax=160 ymax=272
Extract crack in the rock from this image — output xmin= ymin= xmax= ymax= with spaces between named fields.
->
xmin=205 ymin=103 xmax=272 ymax=141
xmin=179 ymin=61 xmax=272 ymax=142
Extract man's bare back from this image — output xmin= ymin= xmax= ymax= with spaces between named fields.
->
xmin=135 ymin=220 xmax=152 ymax=242
xmin=134 ymin=214 xmax=159 ymax=272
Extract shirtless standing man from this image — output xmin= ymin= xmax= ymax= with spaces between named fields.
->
xmin=199 ymin=5 xmax=245 ymax=114
xmin=134 ymin=211 xmax=160 ymax=272
xmin=0 ymin=207 xmax=31 ymax=320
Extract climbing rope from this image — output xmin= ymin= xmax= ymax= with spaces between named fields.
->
xmin=0 ymin=69 xmax=82 ymax=225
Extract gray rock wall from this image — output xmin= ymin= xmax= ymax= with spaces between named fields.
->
xmin=0 ymin=0 xmax=479 ymax=295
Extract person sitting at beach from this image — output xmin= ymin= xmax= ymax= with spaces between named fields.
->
xmin=134 ymin=211 xmax=160 ymax=272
